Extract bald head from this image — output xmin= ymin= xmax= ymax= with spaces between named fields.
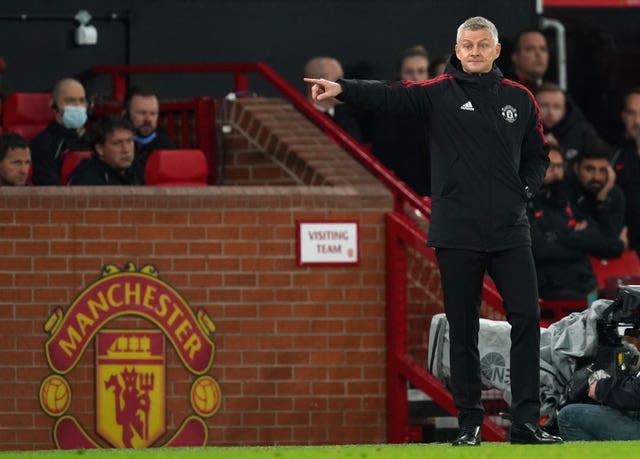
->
xmin=51 ymin=78 xmax=88 ymax=127
xmin=303 ymin=57 xmax=345 ymax=108
xmin=304 ymin=57 xmax=344 ymax=82
xmin=52 ymin=78 xmax=86 ymax=107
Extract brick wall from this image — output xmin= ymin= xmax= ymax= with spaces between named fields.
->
xmin=0 ymin=97 xmax=403 ymax=450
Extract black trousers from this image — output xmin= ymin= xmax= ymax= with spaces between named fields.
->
xmin=435 ymin=246 xmax=541 ymax=427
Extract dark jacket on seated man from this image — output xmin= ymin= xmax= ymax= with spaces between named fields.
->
xmin=528 ymin=182 xmax=604 ymax=299
xmin=67 ymin=115 xmax=143 ymax=186
xmin=133 ymin=129 xmax=176 ymax=169
xmin=67 ymin=155 xmax=143 ymax=185
xmin=567 ymin=173 xmax=626 ymax=260
xmin=31 ymin=122 xmax=91 ymax=185
xmin=612 ymin=138 xmax=640 ymax=254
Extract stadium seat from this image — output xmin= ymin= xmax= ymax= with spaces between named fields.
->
xmin=2 ymin=92 xmax=54 ymax=140
xmin=144 ymin=149 xmax=209 ymax=186
xmin=60 ymin=150 xmax=92 ymax=185
xmin=590 ymin=250 xmax=640 ymax=299
xmin=539 ymin=298 xmax=587 ymax=328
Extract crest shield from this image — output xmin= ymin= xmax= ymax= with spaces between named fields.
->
xmin=96 ymin=330 xmax=166 ymax=448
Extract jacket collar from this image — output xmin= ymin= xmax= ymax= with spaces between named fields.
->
xmin=445 ymin=54 xmax=503 ymax=84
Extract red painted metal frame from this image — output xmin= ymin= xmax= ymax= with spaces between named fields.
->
xmin=90 ymin=61 xmax=508 ymax=442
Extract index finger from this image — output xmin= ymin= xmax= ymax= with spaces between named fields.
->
xmin=303 ymin=78 xmax=323 ymax=84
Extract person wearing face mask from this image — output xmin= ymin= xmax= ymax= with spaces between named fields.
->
xmin=611 ymin=88 xmax=640 ymax=255
xmin=123 ymin=86 xmax=176 ymax=170
xmin=30 ymin=78 xmax=91 ymax=185
xmin=527 ymin=144 xmax=606 ymax=300
xmin=68 ymin=116 xmax=143 ymax=186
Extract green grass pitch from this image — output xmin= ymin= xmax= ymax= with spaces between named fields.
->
xmin=3 ymin=442 xmax=640 ymax=459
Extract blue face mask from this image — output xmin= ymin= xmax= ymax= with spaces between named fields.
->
xmin=62 ymin=105 xmax=88 ymax=129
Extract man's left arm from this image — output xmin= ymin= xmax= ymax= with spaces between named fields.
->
xmin=519 ymin=98 xmax=549 ymax=198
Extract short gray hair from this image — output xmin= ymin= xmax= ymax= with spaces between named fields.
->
xmin=456 ymin=16 xmax=499 ymax=44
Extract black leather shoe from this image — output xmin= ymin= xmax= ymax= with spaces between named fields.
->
xmin=452 ymin=425 xmax=481 ymax=446
xmin=510 ymin=422 xmax=563 ymax=444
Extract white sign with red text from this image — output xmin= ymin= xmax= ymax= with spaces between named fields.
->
xmin=297 ymin=221 xmax=359 ymax=266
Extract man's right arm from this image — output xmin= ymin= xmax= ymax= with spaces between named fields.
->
xmin=304 ymin=77 xmax=430 ymax=120
xmin=336 ymin=79 xmax=429 ymax=119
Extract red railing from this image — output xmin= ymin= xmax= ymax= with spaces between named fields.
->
xmin=91 ymin=62 xmax=507 ymax=442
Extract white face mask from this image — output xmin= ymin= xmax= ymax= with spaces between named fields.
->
xmin=62 ymin=105 xmax=88 ymax=129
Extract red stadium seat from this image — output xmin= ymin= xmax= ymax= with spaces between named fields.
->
xmin=60 ymin=150 xmax=92 ymax=185
xmin=2 ymin=92 xmax=55 ymax=140
xmin=590 ymin=250 xmax=640 ymax=299
xmin=539 ymin=298 xmax=588 ymax=328
xmin=144 ymin=149 xmax=209 ymax=186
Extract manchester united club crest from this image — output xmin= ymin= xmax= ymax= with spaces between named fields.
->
xmin=39 ymin=262 xmax=221 ymax=449
xmin=96 ymin=330 xmax=165 ymax=448
xmin=501 ymin=105 xmax=518 ymax=124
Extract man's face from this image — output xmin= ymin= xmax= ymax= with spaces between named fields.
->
xmin=621 ymin=93 xmax=640 ymax=141
xmin=0 ymin=147 xmax=31 ymax=186
xmin=400 ymin=55 xmax=429 ymax=81
xmin=96 ymin=128 xmax=135 ymax=171
xmin=54 ymin=80 xmax=87 ymax=120
xmin=455 ymin=29 xmax=501 ymax=74
xmin=128 ymin=95 xmax=159 ymax=137
xmin=544 ymin=149 xmax=564 ymax=185
xmin=511 ymin=32 xmax=549 ymax=81
xmin=574 ymin=158 xmax=610 ymax=194
xmin=536 ymin=90 xmax=566 ymax=129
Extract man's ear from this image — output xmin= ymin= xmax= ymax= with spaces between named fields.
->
xmin=95 ymin=144 xmax=104 ymax=158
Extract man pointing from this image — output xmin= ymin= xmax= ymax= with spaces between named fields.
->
xmin=306 ymin=16 xmax=562 ymax=446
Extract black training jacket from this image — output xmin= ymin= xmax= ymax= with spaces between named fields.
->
xmin=337 ymin=55 xmax=549 ymax=251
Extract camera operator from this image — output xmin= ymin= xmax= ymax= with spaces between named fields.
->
xmin=557 ymin=368 xmax=640 ymax=440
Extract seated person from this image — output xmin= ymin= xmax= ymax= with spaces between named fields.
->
xmin=612 ymin=87 xmax=640 ymax=254
xmin=30 ymin=78 xmax=91 ymax=185
xmin=557 ymin=368 xmax=640 ymax=440
xmin=528 ymin=144 xmax=603 ymax=300
xmin=68 ymin=116 xmax=143 ymax=185
xmin=509 ymin=29 xmax=549 ymax=92
xmin=536 ymin=82 xmax=609 ymax=163
xmin=303 ymin=56 xmax=364 ymax=142
xmin=362 ymin=45 xmax=431 ymax=195
xmin=124 ymin=85 xmax=176 ymax=168
xmin=568 ymin=145 xmax=627 ymax=259
xmin=0 ymin=132 xmax=31 ymax=186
